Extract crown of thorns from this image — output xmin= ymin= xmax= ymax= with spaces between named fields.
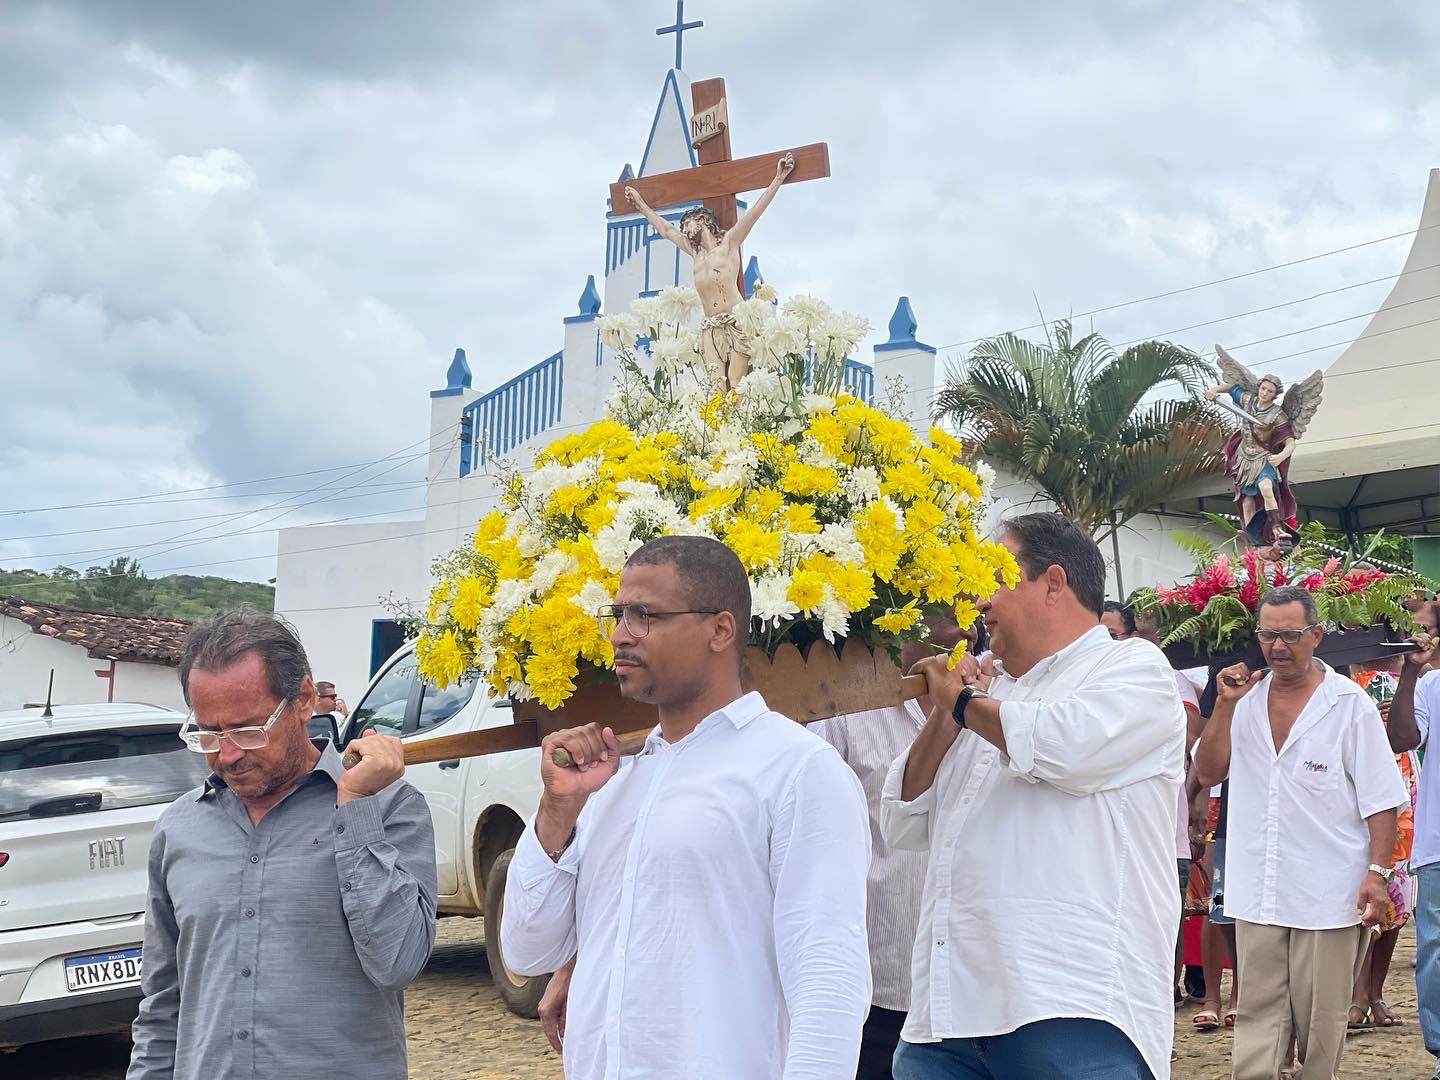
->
xmin=678 ymin=206 xmax=725 ymax=238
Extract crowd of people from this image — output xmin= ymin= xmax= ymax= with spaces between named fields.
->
xmin=120 ymin=514 xmax=1440 ymax=1080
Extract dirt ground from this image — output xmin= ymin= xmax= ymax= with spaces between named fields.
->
xmin=10 ymin=916 xmax=1434 ymax=1079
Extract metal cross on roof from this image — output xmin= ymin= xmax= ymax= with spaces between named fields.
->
xmin=655 ymin=0 xmax=703 ymax=70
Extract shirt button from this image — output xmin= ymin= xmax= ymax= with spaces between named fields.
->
xmin=961 ymin=797 xmax=972 ymax=804
xmin=625 ymin=873 xmax=634 ymax=882
xmin=241 ymin=967 xmax=251 ymax=977
xmin=606 ymin=1015 xmax=617 ymax=1028
xmin=237 ymin=1030 xmax=249 ymax=1041
xmin=244 ymin=908 xmax=255 ymax=918
xmin=249 ymin=855 xmax=260 ymax=864
xmin=616 ymin=946 xmax=625 ymax=957
xmin=936 ymin=940 xmax=946 ymax=948
xmin=336 ymin=823 xmax=346 ymax=834
xmin=343 ymin=882 xmax=353 ymax=892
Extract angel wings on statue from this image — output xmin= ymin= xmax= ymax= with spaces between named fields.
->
xmin=1205 ymin=344 xmax=1324 ymax=552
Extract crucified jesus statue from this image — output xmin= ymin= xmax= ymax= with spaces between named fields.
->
xmin=625 ymin=153 xmax=795 ymax=390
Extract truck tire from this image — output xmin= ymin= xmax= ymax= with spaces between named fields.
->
xmin=484 ymin=847 xmax=551 ymax=1017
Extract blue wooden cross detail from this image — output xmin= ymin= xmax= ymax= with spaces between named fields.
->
xmin=655 ymin=0 xmax=703 ymax=70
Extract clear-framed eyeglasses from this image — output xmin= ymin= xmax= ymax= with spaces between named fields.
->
xmin=1256 ymin=625 xmax=1318 ymax=644
xmin=595 ymin=603 xmax=721 ymax=639
xmin=178 ymin=697 xmax=288 ymax=753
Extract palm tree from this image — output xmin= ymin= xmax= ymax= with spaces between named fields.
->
xmin=933 ymin=319 xmax=1225 ymax=547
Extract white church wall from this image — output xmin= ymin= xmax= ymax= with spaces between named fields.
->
xmin=981 ymin=462 xmax=1227 ymax=601
xmin=274 ymin=520 xmax=428 ymax=703
xmin=112 ymin=660 xmax=188 ymax=712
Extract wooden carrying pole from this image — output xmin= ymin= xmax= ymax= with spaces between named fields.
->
xmin=393 ymin=638 xmax=932 ymax=768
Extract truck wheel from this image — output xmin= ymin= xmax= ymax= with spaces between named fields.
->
xmin=484 ymin=847 xmax=551 ymax=1017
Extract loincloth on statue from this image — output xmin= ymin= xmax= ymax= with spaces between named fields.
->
xmin=699 ymin=312 xmax=750 ymax=386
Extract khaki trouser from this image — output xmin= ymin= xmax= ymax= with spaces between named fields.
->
xmin=1232 ymin=920 xmax=1369 ymax=1080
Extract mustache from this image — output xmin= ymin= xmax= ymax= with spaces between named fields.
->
xmin=613 ymin=652 xmax=646 ymax=667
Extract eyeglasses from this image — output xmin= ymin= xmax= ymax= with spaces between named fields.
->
xmin=316 ymin=692 xmax=337 ymax=700
xmin=1256 ymin=625 xmax=1317 ymax=644
xmin=178 ymin=698 xmax=288 ymax=753
xmin=595 ymin=603 xmax=721 ymax=639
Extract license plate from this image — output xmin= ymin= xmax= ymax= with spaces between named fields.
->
xmin=64 ymin=948 xmax=142 ymax=992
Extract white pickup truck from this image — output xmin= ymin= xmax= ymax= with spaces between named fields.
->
xmin=335 ymin=642 xmax=549 ymax=1016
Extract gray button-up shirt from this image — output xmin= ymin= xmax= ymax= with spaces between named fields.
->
xmin=127 ymin=740 xmax=437 ymax=1080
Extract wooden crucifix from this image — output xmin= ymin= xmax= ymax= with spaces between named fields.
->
xmin=610 ymin=77 xmax=830 ymax=389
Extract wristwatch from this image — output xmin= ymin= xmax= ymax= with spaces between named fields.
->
xmin=1368 ymin=863 xmax=1395 ymax=883
xmin=951 ymin=685 xmax=988 ymax=730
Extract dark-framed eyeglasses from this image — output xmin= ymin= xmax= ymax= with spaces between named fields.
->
xmin=1256 ymin=625 xmax=1317 ymax=644
xmin=316 ymin=692 xmax=337 ymax=700
xmin=178 ymin=697 xmax=288 ymax=753
xmin=595 ymin=603 xmax=721 ymax=639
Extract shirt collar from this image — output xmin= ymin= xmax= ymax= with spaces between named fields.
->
xmin=993 ymin=623 xmax=1112 ymax=683
xmin=196 ymin=737 xmax=342 ymax=801
xmin=640 ymin=690 xmax=769 ymax=754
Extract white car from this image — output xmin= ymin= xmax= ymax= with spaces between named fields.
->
xmin=336 ymin=642 xmax=549 ymax=1015
xmin=0 ymin=702 xmax=207 ymax=1050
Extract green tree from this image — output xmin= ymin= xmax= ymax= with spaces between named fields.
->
xmin=933 ymin=319 xmax=1225 ymax=542
xmin=83 ymin=557 xmax=153 ymax=615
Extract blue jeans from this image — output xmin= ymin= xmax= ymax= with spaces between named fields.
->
xmin=1416 ymin=863 xmax=1440 ymax=1054
xmin=892 ymin=1018 xmax=1155 ymax=1080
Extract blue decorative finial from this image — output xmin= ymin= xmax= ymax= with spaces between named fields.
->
xmin=617 ymin=163 xmax=634 ymax=182
xmin=656 ymin=0 xmax=703 ymax=70
xmin=431 ymin=347 xmax=473 ymax=397
xmin=743 ymin=256 xmax=764 ymax=299
xmin=577 ymin=275 xmax=601 ymax=316
xmin=875 ymin=296 xmax=936 ymax=354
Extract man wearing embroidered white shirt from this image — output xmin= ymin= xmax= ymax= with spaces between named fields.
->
xmin=500 ymin=535 xmax=872 ymax=1080
xmin=1193 ymin=584 xmax=1407 ymax=1080
xmin=881 ymin=512 xmax=1185 ymax=1080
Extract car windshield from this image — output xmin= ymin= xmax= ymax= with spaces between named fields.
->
xmin=0 ymin=726 xmax=210 ymax=822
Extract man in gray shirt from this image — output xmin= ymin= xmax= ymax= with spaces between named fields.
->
xmin=127 ymin=609 xmax=437 ymax=1080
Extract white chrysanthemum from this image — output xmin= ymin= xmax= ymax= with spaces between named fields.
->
xmin=488 ymin=578 xmax=532 ymax=622
xmin=842 ymin=465 xmax=882 ymax=503
xmin=529 ymin=550 xmax=578 ymax=597
xmin=505 ymin=678 xmax=533 ymax=701
xmin=972 ymin=460 xmax=996 ymax=500
xmin=657 ymin=286 xmax=701 ymax=325
xmin=751 ymin=574 xmax=800 ymax=628
xmin=593 ymin=524 xmax=638 ymax=573
xmin=819 ymin=312 xmax=870 ymax=360
xmin=736 ymin=368 xmax=785 ymax=404
xmin=752 ymin=281 xmax=777 ymax=302
xmin=630 ymin=295 xmax=665 ymax=334
xmin=710 ymin=445 xmax=760 ymax=489
xmin=652 ymin=335 xmax=692 ymax=377
xmin=596 ymin=313 xmax=640 ymax=353
xmin=783 ymin=293 xmax=833 ymax=331
xmin=801 ymin=393 xmax=836 ymax=416
xmin=731 ymin=297 xmax=775 ymax=338
xmin=572 ymin=578 xmax=614 ymax=618
xmin=515 ymin=526 xmax=545 ymax=559
xmin=818 ymin=593 xmax=850 ymax=642
xmin=817 ymin=523 xmax=866 ymax=563
xmin=752 ymin=312 xmax=807 ymax=360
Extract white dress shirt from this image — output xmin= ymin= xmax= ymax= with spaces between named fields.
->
xmin=1175 ymin=673 xmax=1200 ymax=860
xmin=880 ymin=626 xmax=1184 ymax=1080
xmin=824 ymin=701 xmax=929 ymax=1012
xmin=1224 ymin=664 xmax=1409 ymax=929
xmin=501 ymin=691 xmax=872 ymax=1080
xmin=1407 ymin=669 xmax=1440 ymax=870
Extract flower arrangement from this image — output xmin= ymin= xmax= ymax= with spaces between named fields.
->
xmin=1132 ymin=529 xmax=1423 ymax=657
xmin=413 ymin=286 xmax=1017 ymax=707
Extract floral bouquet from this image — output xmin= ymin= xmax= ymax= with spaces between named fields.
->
xmin=1132 ymin=531 xmax=1422 ymax=658
xmin=413 ymin=286 xmax=1017 ymax=708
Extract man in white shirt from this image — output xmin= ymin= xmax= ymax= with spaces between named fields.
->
xmin=1194 ymin=584 xmax=1408 ymax=1080
xmin=1385 ymin=615 xmax=1440 ymax=1074
xmin=881 ymin=512 xmax=1185 ymax=1080
xmin=501 ymin=534 xmax=872 ymax=1079
xmin=825 ymin=613 xmax=979 ymax=1079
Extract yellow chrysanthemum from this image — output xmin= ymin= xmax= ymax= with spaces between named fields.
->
xmin=874 ymin=603 xmax=922 ymax=634
xmin=787 ymin=569 xmax=826 ymax=611
xmin=415 ymin=630 xmax=466 ymax=689
xmin=725 ymin=517 xmax=782 ymax=571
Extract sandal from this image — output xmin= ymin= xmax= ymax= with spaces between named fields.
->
xmin=1193 ymin=1005 xmax=1222 ymax=1031
xmin=1347 ymin=1004 xmax=1373 ymax=1030
xmin=1224 ymin=1008 xmax=1237 ymax=1028
xmin=1371 ymin=999 xmax=1402 ymax=1026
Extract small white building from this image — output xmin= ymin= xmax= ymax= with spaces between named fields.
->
xmin=0 ymin=597 xmax=190 ymax=713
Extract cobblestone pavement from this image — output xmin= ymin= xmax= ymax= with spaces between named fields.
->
xmin=9 ymin=917 xmax=1432 ymax=1078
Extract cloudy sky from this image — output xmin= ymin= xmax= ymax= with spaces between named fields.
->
xmin=2 ymin=0 xmax=1437 ymax=590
